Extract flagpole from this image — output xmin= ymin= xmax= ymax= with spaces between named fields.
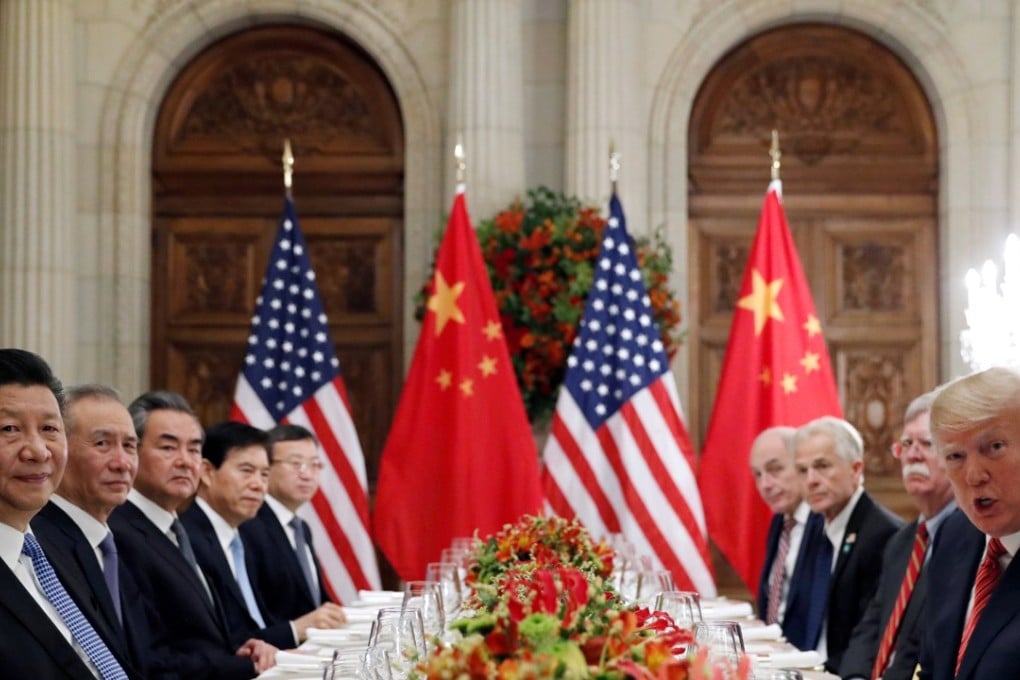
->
xmin=454 ymin=137 xmax=466 ymax=191
xmin=770 ymin=129 xmax=781 ymax=181
xmin=609 ymin=142 xmax=620 ymax=194
xmin=282 ymin=138 xmax=294 ymax=200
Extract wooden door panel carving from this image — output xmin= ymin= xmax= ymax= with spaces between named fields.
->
xmin=689 ymin=23 xmax=938 ymax=597
xmin=151 ymin=25 xmax=404 ymax=487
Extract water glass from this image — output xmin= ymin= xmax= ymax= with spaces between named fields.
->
xmin=368 ymin=607 xmax=426 ymax=676
xmin=654 ymin=590 xmax=703 ymax=629
xmin=693 ymin=620 xmax=745 ymax=665
xmin=425 ymin=560 xmax=463 ymax=618
xmin=402 ymin=580 xmax=446 ymax=643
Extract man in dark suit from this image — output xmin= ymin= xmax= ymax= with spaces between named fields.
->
xmin=841 ymin=392 xmax=956 ymax=680
xmin=109 ymin=391 xmax=276 ymax=679
xmin=0 ymin=348 xmax=129 ymax=678
xmin=750 ymin=425 xmax=828 ymax=650
xmin=794 ymin=415 xmax=903 ymax=673
xmin=918 ymin=367 xmax=1020 ymax=680
xmin=181 ymin=421 xmax=344 ymax=648
xmin=240 ymin=424 xmax=338 ymax=622
xmin=32 ymin=384 xmax=154 ymax=679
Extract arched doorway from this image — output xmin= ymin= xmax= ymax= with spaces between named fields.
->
xmin=150 ymin=25 xmax=404 ymax=488
xmin=688 ymin=23 xmax=938 ymax=591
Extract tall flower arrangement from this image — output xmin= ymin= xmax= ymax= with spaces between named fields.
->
xmin=417 ymin=188 xmax=683 ymax=424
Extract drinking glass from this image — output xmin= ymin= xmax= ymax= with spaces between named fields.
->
xmin=693 ymin=620 xmax=745 ymax=665
xmin=402 ymin=580 xmax=446 ymax=644
xmin=425 ymin=561 xmax=463 ymax=618
xmin=368 ymin=607 xmax=426 ymax=676
xmin=756 ymin=671 xmax=803 ymax=680
xmin=654 ymin=590 xmax=703 ymax=629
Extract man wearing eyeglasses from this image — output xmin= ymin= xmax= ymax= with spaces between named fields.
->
xmin=240 ymin=424 xmax=344 ymax=627
xmin=840 ymin=392 xmax=956 ymax=680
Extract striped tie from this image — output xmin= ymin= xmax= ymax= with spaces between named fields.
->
xmin=871 ymin=521 xmax=927 ymax=679
xmin=21 ymin=534 xmax=128 ymax=680
xmin=955 ymin=537 xmax=1007 ymax=674
xmin=766 ymin=516 xmax=796 ymax=625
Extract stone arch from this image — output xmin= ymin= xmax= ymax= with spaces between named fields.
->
xmin=94 ymin=0 xmax=440 ymax=394
xmin=648 ymin=2 xmax=976 ymax=392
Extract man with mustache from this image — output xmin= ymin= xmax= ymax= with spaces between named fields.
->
xmin=840 ymin=392 xmax=955 ymax=680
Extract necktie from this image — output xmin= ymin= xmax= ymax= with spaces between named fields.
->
xmin=22 ymin=534 xmax=128 ymax=680
xmin=871 ymin=521 xmax=928 ymax=679
xmin=290 ymin=516 xmax=321 ymax=606
xmin=98 ymin=532 xmax=122 ymax=625
xmin=230 ymin=533 xmax=266 ymax=628
xmin=766 ymin=516 xmax=796 ymax=625
xmin=955 ymin=537 xmax=1007 ymax=673
xmin=169 ymin=519 xmax=213 ymax=605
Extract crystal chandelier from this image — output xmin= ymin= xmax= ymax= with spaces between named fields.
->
xmin=961 ymin=234 xmax=1020 ymax=371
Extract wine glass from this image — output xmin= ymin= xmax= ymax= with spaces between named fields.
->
xmin=425 ymin=560 xmax=463 ymax=618
xmin=654 ymin=590 xmax=703 ymax=629
xmin=693 ymin=620 xmax=745 ymax=666
xmin=401 ymin=581 xmax=446 ymax=646
xmin=369 ymin=607 xmax=426 ymax=676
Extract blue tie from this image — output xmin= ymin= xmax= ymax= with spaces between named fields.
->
xmin=98 ymin=532 xmax=122 ymax=625
xmin=22 ymin=533 xmax=128 ymax=680
xmin=230 ymin=533 xmax=266 ymax=628
xmin=290 ymin=516 xmax=320 ymax=606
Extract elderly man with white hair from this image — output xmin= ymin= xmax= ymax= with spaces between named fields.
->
xmin=793 ymin=415 xmax=903 ymax=674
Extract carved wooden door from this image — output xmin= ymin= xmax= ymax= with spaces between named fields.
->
xmin=688 ymin=24 xmax=938 ymax=591
xmin=151 ymin=26 xmax=404 ymax=488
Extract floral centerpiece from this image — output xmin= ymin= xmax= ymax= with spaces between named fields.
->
xmin=413 ymin=516 xmax=751 ymax=679
xmin=418 ymin=188 xmax=684 ymax=424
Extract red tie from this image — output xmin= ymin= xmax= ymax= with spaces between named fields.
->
xmin=766 ymin=516 xmax=796 ymax=625
xmin=871 ymin=521 xmax=927 ymax=679
xmin=955 ymin=537 xmax=1007 ymax=673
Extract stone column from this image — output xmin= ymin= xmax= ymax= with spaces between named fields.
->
xmin=0 ymin=0 xmax=77 ymax=378
xmin=565 ymin=0 xmax=645 ymax=217
xmin=447 ymin=0 xmax=526 ymax=219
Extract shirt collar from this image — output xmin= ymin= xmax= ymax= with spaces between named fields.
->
xmin=825 ymin=485 xmax=864 ymax=544
xmin=0 ymin=521 xmax=26 ymax=572
xmin=50 ymin=495 xmax=110 ymax=548
xmin=265 ymin=493 xmax=296 ymax=528
xmin=921 ymin=499 xmax=958 ymax=540
xmin=792 ymin=500 xmax=810 ymax=524
xmin=997 ymin=528 xmax=1020 ymax=558
xmin=194 ymin=496 xmax=238 ymax=553
xmin=127 ymin=488 xmax=177 ymax=535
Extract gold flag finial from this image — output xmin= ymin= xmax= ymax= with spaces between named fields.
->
xmin=609 ymin=142 xmax=620 ymax=193
xmin=282 ymin=138 xmax=294 ymax=198
xmin=454 ymin=138 xmax=466 ymax=186
xmin=770 ymin=129 xmax=782 ymax=181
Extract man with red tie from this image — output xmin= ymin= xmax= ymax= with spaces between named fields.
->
xmin=840 ymin=392 xmax=955 ymax=680
xmin=750 ymin=426 xmax=828 ymax=651
xmin=919 ymin=367 xmax=1020 ymax=680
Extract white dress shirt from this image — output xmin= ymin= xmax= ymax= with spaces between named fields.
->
xmin=51 ymin=494 xmax=111 ymax=572
xmin=265 ymin=493 xmax=321 ymax=594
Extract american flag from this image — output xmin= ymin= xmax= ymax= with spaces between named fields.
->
xmin=232 ymin=197 xmax=381 ymax=602
xmin=541 ymin=193 xmax=716 ymax=595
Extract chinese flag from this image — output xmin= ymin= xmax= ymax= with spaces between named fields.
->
xmin=373 ymin=188 xmax=543 ymax=581
xmin=697 ymin=179 xmax=842 ymax=594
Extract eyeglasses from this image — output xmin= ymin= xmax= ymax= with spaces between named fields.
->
xmin=272 ymin=458 xmax=325 ymax=473
xmin=889 ymin=437 xmax=934 ymax=458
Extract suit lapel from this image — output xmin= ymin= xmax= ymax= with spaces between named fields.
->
xmin=0 ymin=559 xmax=94 ymax=676
xmin=188 ymin=509 xmax=250 ymax=615
xmin=958 ymin=540 xmax=1020 ymax=678
xmin=831 ymin=493 xmax=871 ymax=588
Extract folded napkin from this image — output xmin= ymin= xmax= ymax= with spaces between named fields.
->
xmin=740 ymin=623 xmax=783 ymax=641
xmin=759 ymin=650 xmax=824 ymax=668
xmin=701 ymin=601 xmax=754 ymax=620
xmin=340 ymin=607 xmax=382 ymax=622
xmin=273 ymin=650 xmax=329 ymax=670
xmin=356 ymin=589 xmax=405 ymax=602
xmin=306 ymin=627 xmax=370 ymax=643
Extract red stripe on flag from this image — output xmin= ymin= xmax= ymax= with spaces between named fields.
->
xmin=549 ymin=412 xmax=620 ymax=533
xmin=230 ymin=404 xmax=249 ymax=424
xmin=649 ymin=380 xmax=698 ymax=469
xmin=302 ymin=390 xmax=370 ymax=528
xmin=309 ymin=491 xmax=371 ymax=592
xmin=594 ymin=420 xmax=695 ymax=590
xmin=541 ymin=466 xmax=574 ymax=519
xmin=619 ymin=400 xmax=709 ymax=588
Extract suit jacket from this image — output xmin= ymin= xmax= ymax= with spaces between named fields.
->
xmin=757 ymin=511 xmax=829 ymax=651
xmin=109 ymin=501 xmax=256 ymax=680
xmin=824 ymin=491 xmax=904 ymax=673
xmin=32 ymin=501 xmax=152 ymax=680
xmin=839 ymin=518 xmax=928 ymax=680
xmin=180 ymin=503 xmax=295 ymax=649
xmin=0 ymin=551 xmax=96 ymax=679
xmin=240 ymin=503 xmax=332 ymax=621
xmin=918 ymin=509 xmax=1020 ymax=680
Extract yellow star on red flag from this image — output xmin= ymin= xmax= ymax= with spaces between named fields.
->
xmin=781 ymin=372 xmax=798 ymax=394
xmin=427 ymin=271 xmax=466 ymax=336
xmin=737 ymin=269 xmax=785 ymax=335
xmin=759 ymin=366 xmax=772 ymax=386
xmin=478 ymin=356 xmax=497 ymax=377
xmin=482 ymin=319 xmax=502 ymax=341
xmin=800 ymin=351 xmax=820 ymax=374
xmin=436 ymin=369 xmax=452 ymax=390
xmin=803 ymin=314 xmax=822 ymax=338
xmin=459 ymin=378 xmax=474 ymax=397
